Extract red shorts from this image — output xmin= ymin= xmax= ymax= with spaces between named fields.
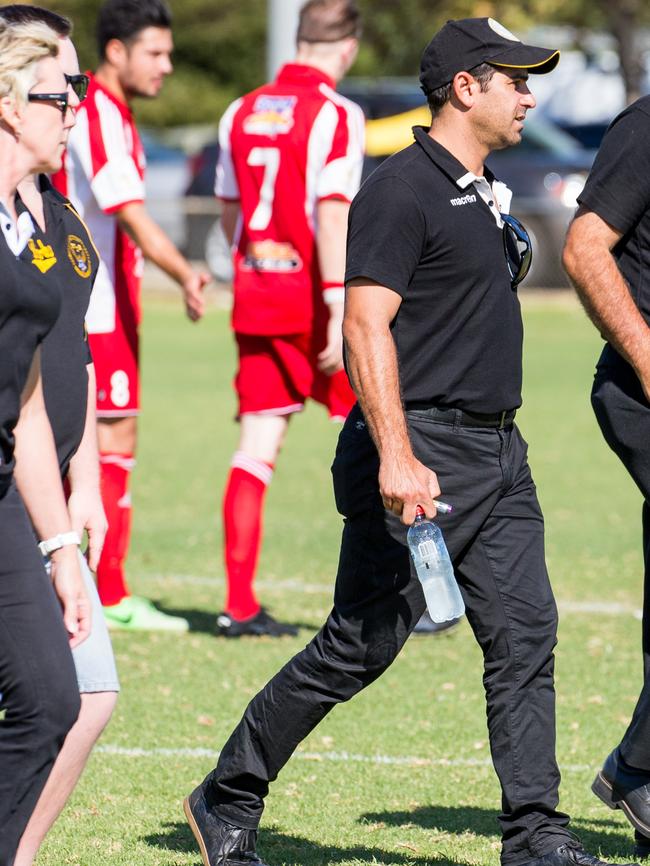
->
xmin=235 ymin=332 xmax=356 ymax=421
xmin=90 ymin=319 xmax=139 ymax=417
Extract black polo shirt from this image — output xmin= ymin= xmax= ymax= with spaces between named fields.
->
xmin=577 ymin=96 xmax=650 ymax=327
xmin=345 ymin=126 xmax=523 ymax=414
xmin=18 ymin=177 xmax=99 ymax=477
xmin=0 ymin=206 xmax=60 ymax=495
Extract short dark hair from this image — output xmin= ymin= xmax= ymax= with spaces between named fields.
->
xmin=426 ymin=62 xmax=496 ymax=117
xmin=0 ymin=4 xmax=71 ymax=37
xmin=97 ymin=0 xmax=172 ymax=58
xmin=297 ymin=0 xmax=361 ymax=44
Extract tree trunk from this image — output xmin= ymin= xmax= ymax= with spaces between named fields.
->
xmin=599 ymin=0 xmax=644 ymax=104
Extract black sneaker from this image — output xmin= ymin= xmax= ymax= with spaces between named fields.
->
xmin=183 ymin=783 xmax=268 ymax=866
xmin=216 ymin=608 xmax=298 ymax=638
xmin=413 ymin=610 xmax=462 ymax=636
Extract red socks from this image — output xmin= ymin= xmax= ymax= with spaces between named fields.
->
xmin=96 ymin=453 xmax=135 ymax=607
xmin=97 ymin=448 xmax=273 ymax=616
xmin=222 ymin=452 xmax=274 ymax=620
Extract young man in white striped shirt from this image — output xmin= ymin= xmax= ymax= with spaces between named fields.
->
xmin=53 ymin=0 xmax=210 ymax=632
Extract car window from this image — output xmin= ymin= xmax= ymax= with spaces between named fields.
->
xmin=515 ymin=119 xmax=585 ymax=155
xmin=339 ymin=78 xmax=425 ymax=119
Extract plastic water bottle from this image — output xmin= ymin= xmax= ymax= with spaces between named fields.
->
xmin=407 ymin=506 xmax=465 ymax=623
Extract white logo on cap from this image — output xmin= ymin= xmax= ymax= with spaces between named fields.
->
xmin=488 ymin=18 xmax=520 ymax=42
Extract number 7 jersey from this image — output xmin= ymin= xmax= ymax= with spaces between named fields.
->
xmin=216 ymin=63 xmax=365 ymax=336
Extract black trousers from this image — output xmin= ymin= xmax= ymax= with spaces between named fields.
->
xmin=207 ymin=404 xmax=571 ymax=865
xmin=591 ymin=345 xmax=650 ymax=770
xmin=0 ymin=484 xmax=80 ymax=866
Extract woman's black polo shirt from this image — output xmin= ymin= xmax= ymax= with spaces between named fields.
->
xmin=18 ymin=177 xmax=99 ymax=478
xmin=345 ymin=126 xmax=523 ymax=414
xmin=0 ymin=208 xmax=60 ymax=494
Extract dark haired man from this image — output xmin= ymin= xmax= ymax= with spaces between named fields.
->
xmin=0 ymin=2 xmax=69 ymax=38
xmin=214 ymin=0 xmax=364 ymax=637
xmin=184 ymin=17 xmax=635 ymax=866
xmin=53 ymin=0 xmax=210 ymax=631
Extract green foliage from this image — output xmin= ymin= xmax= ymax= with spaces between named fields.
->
xmin=354 ymin=0 xmax=559 ymax=77
xmin=135 ymin=0 xmax=268 ymax=125
xmin=132 ymin=67 xmax=238 ymax=127
xmin=354 ymin=0 xmax=650 ymax=102
xmin=0 ymin=0 xmax=268 ymax=128
xmin=171 ymin=0 xmax=265 ymax=92
xmin=3 ymin=0 xmax=648 ymax=124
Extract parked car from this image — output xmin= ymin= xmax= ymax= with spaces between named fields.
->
xmin=555 ymin=120 xmax=610 ymax=149
xmin=183 ymin=142 xmax=221 ymax=264
xmin=339 ymin=76 xmax=429 ymax=119
xmin=185 ymin=79 xmax=594 ymax=287
xmin=487 ymin=118 xmax=593 ymax=287
xmin=141 ymin=129 xmax=190 ymax=250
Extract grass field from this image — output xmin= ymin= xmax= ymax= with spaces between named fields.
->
xmin=38 ymin=293 xmax=647 ymax=866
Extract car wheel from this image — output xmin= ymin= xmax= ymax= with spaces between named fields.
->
xmin=519 ymin=215 xmax=570 ymax=289
xmin=204 ymin=219 xmax=233 ymax=283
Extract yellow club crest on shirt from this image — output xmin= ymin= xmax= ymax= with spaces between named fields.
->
xmin=67 ymin=234 xmax=92 ymax=279
xmin=28 ymin=238 xmax=57 ymax=273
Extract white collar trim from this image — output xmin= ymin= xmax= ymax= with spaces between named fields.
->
xmin=0 ymin=203 xmax=35 ymax=256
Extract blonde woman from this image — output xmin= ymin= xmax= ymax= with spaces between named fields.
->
xmin=0 ymin=19 xmax=90 ymax=864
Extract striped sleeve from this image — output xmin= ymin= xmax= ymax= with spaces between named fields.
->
xmin=78 ymin=90 xmax=145 ymax=214
xmin=314 ymin=89 xmax=365 ymax=203
xmin=215 ymin=98 xmax=243 ymax=201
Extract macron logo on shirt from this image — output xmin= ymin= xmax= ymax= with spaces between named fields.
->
xmin=450 ymin=193 xmax=477 ymax=207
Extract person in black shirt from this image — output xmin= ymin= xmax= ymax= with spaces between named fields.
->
xmin=564 ymin=95 xmax=650 ymax=858
xmin=0 ymin=17 xmax=91 ymax=864
xmin=15 ymin=182 xmax=119 ymax=866
xmin=183 ymin=19 xmax=633 ymax=866
xmin=0 ymin=9 xmax=120 ymax=864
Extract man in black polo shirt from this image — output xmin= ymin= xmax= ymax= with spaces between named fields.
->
xmin=183 ymin=19 xmax=634 ymax=866
xmin=563 ymin=94 xmax=650 ymax=858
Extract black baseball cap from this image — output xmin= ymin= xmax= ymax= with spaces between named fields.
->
xmin=420 ymin=17 xmax=559 ymax=94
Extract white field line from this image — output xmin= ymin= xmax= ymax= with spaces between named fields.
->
xmin=140 ymin=573 xmax=643 ymax=618
xmin=94 ymin=744 xmax=593 ymax=773
xmin=561 ymin=600 xmax=642 ymax=619
xmin=143 ymin=573 xmax=332 ymax=595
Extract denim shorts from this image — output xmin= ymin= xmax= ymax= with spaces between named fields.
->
xmin=46 ymin=551 xmax=120 ymax=693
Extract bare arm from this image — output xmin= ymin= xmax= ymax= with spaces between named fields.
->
xmin=13 ymin=351 xmax=91 ymax=646
xmin=316 ymin=199 xmax=350 ymax=375
xmin=563 ymin=207 xmax=650 ymax=395
xmin=220 ymin=200 xmax=240 ymax=247
xmin=317 ymin=199 xmax=349 ymax=284
xmin=344 ymin=279 xmax=441 ymax=525
xmin=67 ymin=364 xmax=107 ymax=572
xmin=117 ymin=202 xmax=210 ymax=322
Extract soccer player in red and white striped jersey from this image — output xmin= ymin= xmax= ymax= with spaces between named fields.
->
xmin=53 ymin=0 xmax=210 ymax=632
xmin=215 ymin=0 xmax=365 ymax=637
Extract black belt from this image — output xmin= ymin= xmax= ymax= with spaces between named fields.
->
xmin=405 ymin=403 xmax=516 ymax=429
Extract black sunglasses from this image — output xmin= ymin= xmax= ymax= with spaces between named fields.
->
xmin=27 ymin=91 xmax=69 ymax=115
xmin=502 ymin=213 xmax=532 ymax=289
xmin=65 ymin=73 xmax=89 ymax=101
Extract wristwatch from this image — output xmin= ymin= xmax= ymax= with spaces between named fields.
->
xmin=38 ymin=531 xmax=81 ymax=557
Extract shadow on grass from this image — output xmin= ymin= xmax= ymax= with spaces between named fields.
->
xmin=143 ymin=821 xmax=466 ymax=865
xmin=362 ymin=805 xmax=498 ymax=839
xmin=570 ymin=817 xmax=638 ymax=860
xmin=361 ymin=805 xmax=633 ymax=859
xmin=154 ymin=605 xmax=316 ymax=636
